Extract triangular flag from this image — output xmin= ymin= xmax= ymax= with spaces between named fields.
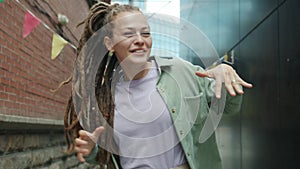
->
xmin=51 ymin=33 xmax=68 ymax=59
xmin=22 ymin=11 xmax=41 ymax=38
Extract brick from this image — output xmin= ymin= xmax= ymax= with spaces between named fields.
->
xmin=0 ymin=60 xmax=10 ymax=71
xmin=0 ymin=68 xmax=8 ymax=77
xmin=3 ymin=100 xmax=19 ymax=109
xmin=0 ymin=84 xmax=5 ymax=92
xmin=0 ymin=1 xmax=90 ymax=166
xmin=4 ymin=86 xmax=21 ymax=96
xmin=0 ymin=92 xmax=9 ymax=101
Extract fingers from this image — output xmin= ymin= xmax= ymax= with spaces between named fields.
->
xmin=230 ymin=74 xmax=253 ymax=95
xmin=75 ymin=138 xmax=91 ymax=153
xmin=92 ymin=126 xmax=105 ymax=140
xmin=74 ymin=138 xmax=89 ymax=162
xmin=74 ymin=136 xmax=94 ymax=162
xmin=214 ymin=78 xmax=223 ymax=99
xmin=78 ymin=126 xmax=105 ymax=142
xmin=224 ymin=73 xmax=236 ymax=97
xmin=234 ymin=75 xmax=253 ymax=89
xmin=75 ymin=127 xmax=105 ymax=162
xmin=231 ymin=80 xmax=243 ymax=95
xmin=195 ymin=71 xmax=210 ymax=78
xmin=77 ymin=152 xmax=85 ymax=163
xmin=196 ymin=70 xmax=223 ymax=98
xmin=78 ymin=130 xmax=90 ymax=140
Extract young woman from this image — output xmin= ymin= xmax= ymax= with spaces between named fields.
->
xmin=64 ymin=2 xmax=252 ymax=169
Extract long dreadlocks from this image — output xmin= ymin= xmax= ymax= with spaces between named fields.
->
xmin=63 ymin=2 xmax=140 ymax=168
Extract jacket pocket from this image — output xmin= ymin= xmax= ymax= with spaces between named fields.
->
xmin=184 ymin=92 xmax=207 ymax=124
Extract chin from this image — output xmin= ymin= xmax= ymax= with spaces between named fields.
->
xmin=127 ymin=53 xmax=149 ymax=64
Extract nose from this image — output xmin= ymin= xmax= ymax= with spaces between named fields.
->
xmin=133 ymin=33 xmax=144 ymax=45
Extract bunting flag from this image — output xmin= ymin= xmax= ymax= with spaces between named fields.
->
xmin=51 ymin=33 xmax=68 ymax=60
xmin=15 ymin=0 xmax=76 ymax=60
xmin=22 ymin=11 xmax=41 ymax=38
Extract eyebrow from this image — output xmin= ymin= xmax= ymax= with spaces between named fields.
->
xmin=123 ymin=27 xmax=150 ymax=30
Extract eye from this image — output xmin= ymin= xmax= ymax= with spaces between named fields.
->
xmin=123 ymin=32 xmax=135 ymax=38
xmin=141 ymin=32 xmax=151 ymax=37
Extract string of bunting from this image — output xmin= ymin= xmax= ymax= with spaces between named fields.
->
xmin=12 ymin=0 xmax=77 ymax=59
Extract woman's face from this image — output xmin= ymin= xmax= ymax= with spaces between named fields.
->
xmin=106 ymin=11 xmax=152 ymax=65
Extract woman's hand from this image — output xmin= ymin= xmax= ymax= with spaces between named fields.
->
xmin=74 ymin=126 xmax=105 ymax=162
xmin=195 ymin=64 xmax=252 ymax=99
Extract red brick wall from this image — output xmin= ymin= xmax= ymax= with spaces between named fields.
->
xmin=0 ymin=0 xmax=89 ymax=120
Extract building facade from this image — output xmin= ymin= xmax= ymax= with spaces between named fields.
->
xmin=0 ymin=0 xmax=97 ymax=168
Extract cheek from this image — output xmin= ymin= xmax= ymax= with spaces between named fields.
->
xmin=115 ymin=52 xmax=127 ymax=63
xmin=114 ymin=41 xmax=130 ymax=52
xmin=116 ymin=56 xmax=123 ymax=63
xmin=146 ymin=38 xmax=152 ymax=48
xmin=114 ymin=44 xmax=131 ymax=61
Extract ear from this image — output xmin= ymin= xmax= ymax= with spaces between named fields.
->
xmin=104 ymin=36 xmax=114 ymax=51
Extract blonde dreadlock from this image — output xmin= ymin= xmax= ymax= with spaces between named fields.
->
xmin=63 ymin=2 xmax=140 ymax=168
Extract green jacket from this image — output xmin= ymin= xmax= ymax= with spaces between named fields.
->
xmin=85 ymin=56 xmax=242 ymax=169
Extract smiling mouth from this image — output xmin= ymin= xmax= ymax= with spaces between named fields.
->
xmin=130 ymin=49 xmax=147 ymax=55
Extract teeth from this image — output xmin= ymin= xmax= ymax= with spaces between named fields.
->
xmin=133 ymin=50 xmax=144 ymax=53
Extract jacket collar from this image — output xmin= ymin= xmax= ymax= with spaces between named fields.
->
xmin=149 ymin=56 xmax=173 ymax=77
xmin=149 ymin=56 xmax=173 ymax=67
